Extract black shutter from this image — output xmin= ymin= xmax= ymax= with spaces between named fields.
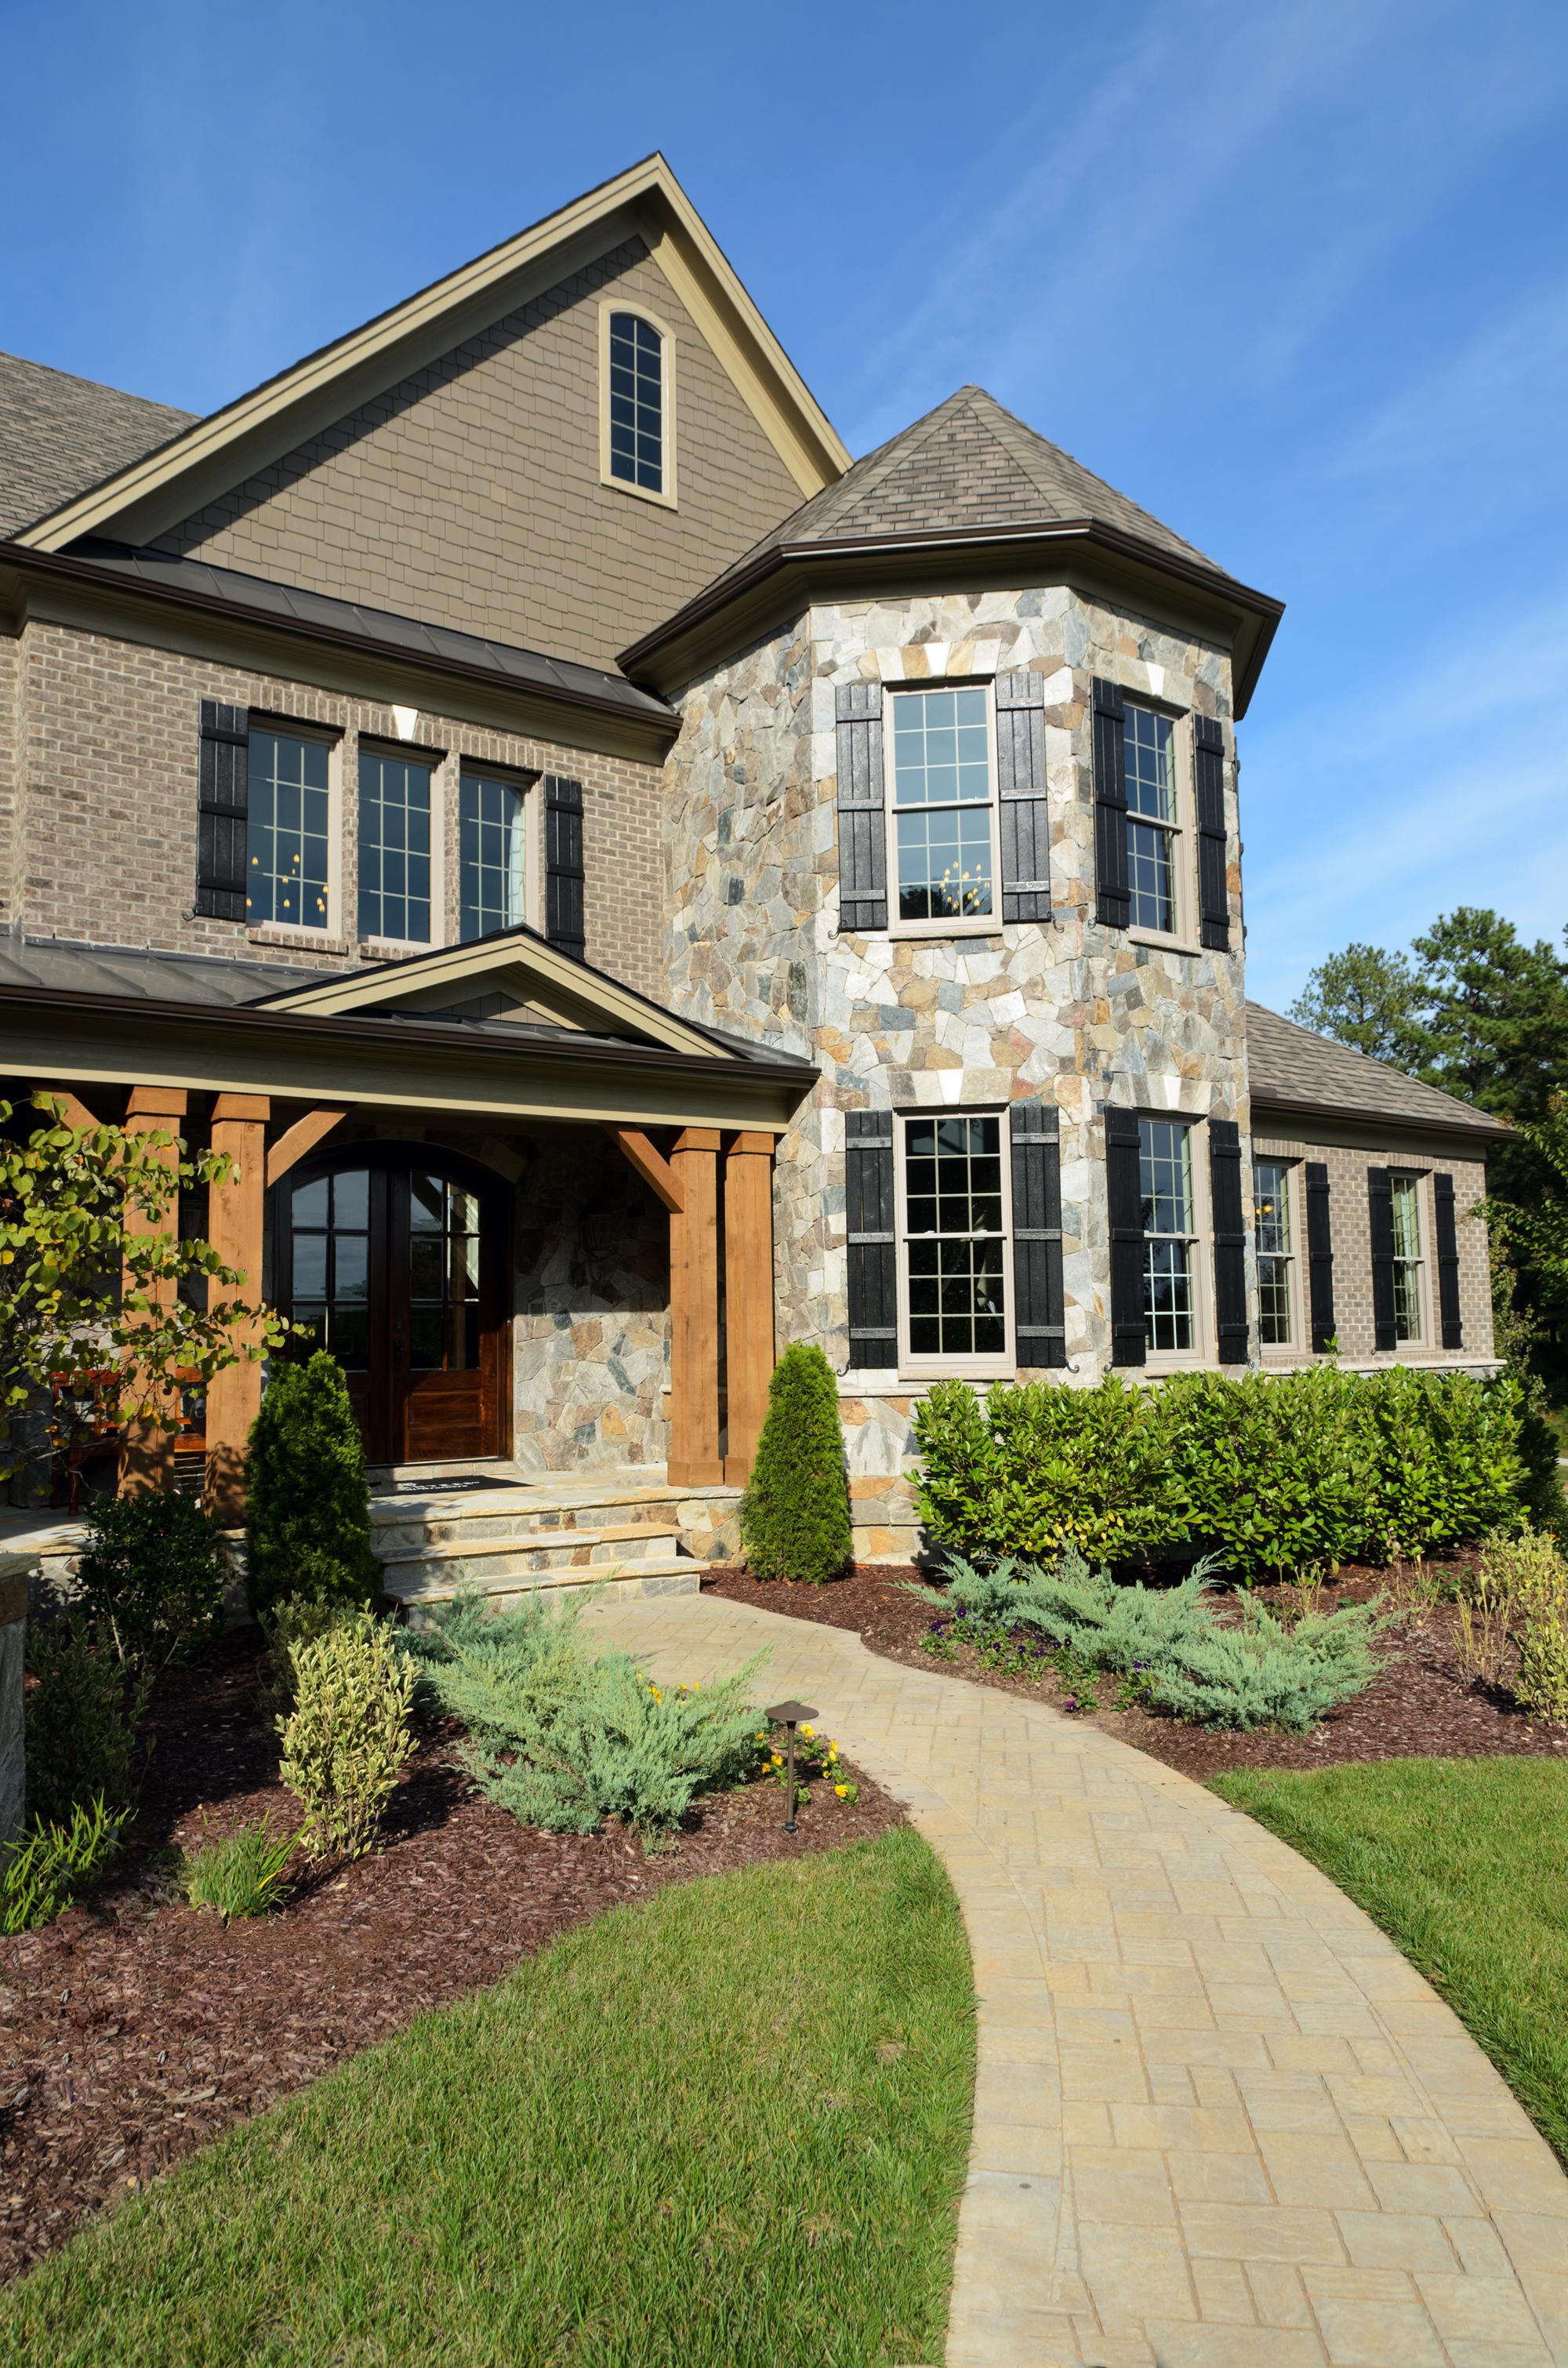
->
xmin=195 ymin=699 xmax=249 ymax=921
xmin=1305 ymin=1160 xmax=1336 ymax=1353
xmin=1433 ymin=1172 xmax=1463 ymax=1349
xmin=835 ymin=683 xmax=887 ymax=933
xmin=1091 ymin=677 xmax=1129 ymax=929
xmin=996 ymin=670 xmax=1051 ymax=925
xmin=1011 ymin=1101 xmax=1065 ymax=1368
xmin=543 ymin=775 xmax=586 ymax=960
xmin=1368 ymin=1168 xmax=1397 ymax=1352
xmin=1105 ymin=1106 xmax=1146 ymax=1367
xmin=845 ymin=1110 xmax=897 ymax=1367
xmin=1209 ymin=1117 xmax=1248 ymax=1364
xmin=1193 ymin=714 xmax=1230 ymax=953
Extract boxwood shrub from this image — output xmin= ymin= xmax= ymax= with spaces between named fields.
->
xmin=912 ymin=1365 xmax=1532 ymax=1582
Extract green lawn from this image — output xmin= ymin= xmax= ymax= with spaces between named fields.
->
xmin=1212 ymin=1756 xmax=1568 ymax=2162
xmin=0 ymin=1829 xmax=975 ymax=2368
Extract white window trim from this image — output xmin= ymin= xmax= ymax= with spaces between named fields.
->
xmin=1122 ymin=700 xmax=1202 ymax=955
xmin=1142 ymin=1113 xmax=1214 ymax=1373
xmin=456 ymin=762 xmax=539 ymax=944
xmin=1388 ymin=1168 xmax=1431 ymax=1351
xmin=883 ymin=680 xmax=1005 ymax=943
xmin=355 ymin=739 xmax=447 ymax=957
xmin=1255 ymin=1156 xmax=1305 ymax=1360
xmin=243 ymin=716 xmax=343 ymax=946
xmin=598 ymin=299 xmax=677 ymax=510
xmin=894 ymin=1107 xmax=1016 ymax=1380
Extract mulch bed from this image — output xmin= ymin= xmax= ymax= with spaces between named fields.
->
xmin=0 ymin=1631 xmax=899 ymax=2283
xmin=704 ymin=1557 xmax=1568 ymax=1781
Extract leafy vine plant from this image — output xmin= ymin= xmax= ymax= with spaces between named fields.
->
xmin=0 ymin=1093 xmax=292 ymax=1485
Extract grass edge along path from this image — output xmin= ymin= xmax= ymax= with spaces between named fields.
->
xmin=1210 ymin=1756 xmax=1568 ymax=2166
xmin=0 ymin=1828 xmax=975 ymax=2368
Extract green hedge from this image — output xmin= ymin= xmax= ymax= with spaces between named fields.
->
xmin=911 ymin=1366 xmax=1533 ymax=1582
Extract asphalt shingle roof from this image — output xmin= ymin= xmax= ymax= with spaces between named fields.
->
xmin=1246 ymin=1001 xmax=1511 ymax=1140
xmin=696 ymin=384 xmax=1225 ymax=604
xmin=0 ymin=350 xmax=196 ymax=539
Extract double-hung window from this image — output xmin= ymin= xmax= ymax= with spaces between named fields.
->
xmin=459 ymin=770 xmax=528 ymax=941
xmin=1390 ymin=1173 xmax=1424 ymax=1342
xmin=1140 ymin=1117 xmax=1199 ymax=1353
xmin=358 ymin=749 xmax=434 ymax=946
xmin=1254 ymin=1157 xmax=1295 ymax=1346
xmin=247 ymin=725 xmax=332 ymax=929
xmin=1123 ymin=703 xmax=1181 ymax=934
xmin=887 ymin=685 xmax=998 ymax=930
xmin=898 ymin=1113 xmax=1011 ymax=1367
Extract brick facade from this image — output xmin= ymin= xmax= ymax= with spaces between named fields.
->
xmin=152 ymin=242 xmax=804 ymax=675
xmin=10 ymin=618 xmax=665 ymax=996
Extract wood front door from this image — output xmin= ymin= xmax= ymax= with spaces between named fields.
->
xmin=278 ymin=1150 xmax=506 ymax=1465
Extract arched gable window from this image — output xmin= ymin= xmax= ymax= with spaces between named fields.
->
xmin=601 ymin=306 xmax=674 ymax=503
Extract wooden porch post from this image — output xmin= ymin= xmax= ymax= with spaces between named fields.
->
xmin=204 ymin=1093 xmax=271 ymax=1526
xmin=723 ymin=1131 xmax=776 ymax=1487
xmin=667 ymin=1127 xmax=722 ymax=1487
xmin=118 ymin=1087 xmax=187 ymax=1496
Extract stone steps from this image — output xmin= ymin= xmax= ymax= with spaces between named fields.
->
xmin=368 ymin=1469 xmax=722 ymax=1609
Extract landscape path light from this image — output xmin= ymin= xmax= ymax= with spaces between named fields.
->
xmin=765 ymin=1699 xmax=819 ymax=1835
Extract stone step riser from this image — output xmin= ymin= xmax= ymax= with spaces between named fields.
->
xmin=378 ymin=1533 xmax=681 ymax=1582
xmin=372 ymin=1507 xmax=681 ymax=1553
xmin=389 ymin=1560 xmax=704 ymax=1611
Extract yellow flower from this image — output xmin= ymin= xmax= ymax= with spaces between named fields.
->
xmin=802 ymin=1725 xmax=815 ymax=1738
xmin=835 ymin=1783 xmax=848 ymax=1798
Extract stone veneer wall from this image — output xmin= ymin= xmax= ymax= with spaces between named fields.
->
xmin=1251 ymin=1130 xmax=1495 ymax=1368
xmin=10 ymin=619 xmax=666 ymax=997
xmin=662 ymin=583 xmax=1250 ymax=1551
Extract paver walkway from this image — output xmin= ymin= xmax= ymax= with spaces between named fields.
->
xmin=586 ymin=1591 xmax=1568 ymax=2368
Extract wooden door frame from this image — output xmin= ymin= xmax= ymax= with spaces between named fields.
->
xmin=271 ymin=1138 xmax=514 ymax=1465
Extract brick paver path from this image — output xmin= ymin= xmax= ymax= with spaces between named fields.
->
xmin=585 ymin=1591 xmax=1568 ymax=2368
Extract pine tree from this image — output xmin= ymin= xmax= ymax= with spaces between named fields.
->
xmin=739 ymin=1341 xmax=852 ymax=1584
xmin=245 ymin=1352 xmax=380 ymax=1614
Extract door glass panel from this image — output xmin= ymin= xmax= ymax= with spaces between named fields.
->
xmin=288 ymin=1168 xmax=372 ymax=1373
xmin=405 ymin=1174 xmax=482 ymax=1373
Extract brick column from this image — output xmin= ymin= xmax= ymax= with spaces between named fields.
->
xmin=723 ymin=1131 xmax=776 ymax=1487
xmin=118 ymin=1086 xmax=187 ymax=1496
xmin=667 ymin=1128 xmax=722 ymax=1487
xmin=204 ymin=1093 xmax=270 ymax=1527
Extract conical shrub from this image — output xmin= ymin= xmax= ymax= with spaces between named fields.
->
xmin=739 ymin=1341 xmax=852 ymax=1584
xmin=245 ymin=1352 xmax=380 ymax=1615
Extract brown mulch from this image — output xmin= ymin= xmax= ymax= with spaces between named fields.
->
xmin=0 ymin=1631 xmax=900 ymax=2282
xmin=704 ymin=1556 xmax=1568 ymax=1781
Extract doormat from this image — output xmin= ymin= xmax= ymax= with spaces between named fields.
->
xmin=381 ymin=1473 xmax=529 ymax=1496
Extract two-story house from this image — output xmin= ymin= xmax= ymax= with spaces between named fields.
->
xmin=0 ymin=154 xmax=1509 ymax=1574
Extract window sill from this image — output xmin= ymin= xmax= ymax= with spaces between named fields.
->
xmin=358 ymin=936 xmax=441 ymax=962
xmin=600 ymin=468 xmax=677 ymax=511
xmin=884 ymin=926 xmax=1005 ymax=946
xmin=247 ymin=923 xmax=347 ymax=955
xmin=1128 ymin=928 xmax=1202 ymax=957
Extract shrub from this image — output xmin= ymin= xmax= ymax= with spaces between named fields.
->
xmin=260 ymin=1586 xmax=371 ymax=1711
xmin=1472 ymin=1527 xmax=1568 ymax=1723
xmin=278 ymin=1613 xmax=415 ymax=1859
xmin=913 ymin=1367 xmax=1533 ymax=1582
xmin=245 ymin=1353 xmax=380 ymax=1616
xmin=913 ymin=1548 xmax=1388 ymax=1732
xmin=405 ymin=1592 xmax=764 ymax=1843
xmin=24 ymin=1614 xmax=145 ymax=1826
xmin=182 ymin=1821 xmax=296 ymax=1921
xmin=1 ymin=1796 xmax=122 ymax=1934
xmin=72 ymin=1490 xmax=228 ymax=1676
xmin=740 ymin=1342 xmax=852 ymax=1583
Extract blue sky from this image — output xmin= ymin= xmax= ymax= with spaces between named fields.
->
xmin=6 ymin=0 xmax=1566 ymax=1008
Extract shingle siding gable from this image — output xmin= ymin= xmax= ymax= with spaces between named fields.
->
xmin=147 ymin=242 xmax=803 ymax=674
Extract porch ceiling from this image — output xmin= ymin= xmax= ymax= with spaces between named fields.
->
xmin=0 ymin=981 xmax=817 ymax=1133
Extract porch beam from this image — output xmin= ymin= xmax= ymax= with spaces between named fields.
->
xmin=118 ymin=1086 xmax=187 ymax=1496
xmin=37 ymin=1085 xmax=103 ymax=1134
xmin=605 ymin=1126 xmax=684 ymax=1213
xmin=204 ymin=1092 xmax=270 ymax=1526
xmin=666 ymin=1127 xmax=722 ymax=1488
xmin=722 ymin=1131 xmax=776 ymax=1488
xmin=267 ymin=1104 xmax=347 ymax=1187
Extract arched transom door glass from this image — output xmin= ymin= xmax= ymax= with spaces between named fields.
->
xmin=278 ymin=1149 xmax=505 ymax=1464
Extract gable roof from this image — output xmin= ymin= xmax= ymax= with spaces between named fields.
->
xmin=12 ymin=156 xmax=848 ymax=559
xmin=0 ymin=349 xmax=196 ymax=539
xmin=1246 ymin=1001 xmax=1512 ymax=1142
xmin=622 ymin=385 xmax=1284 ymax=711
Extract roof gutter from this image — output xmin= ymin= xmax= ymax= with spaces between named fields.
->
xmin=621 ymin=518 xmax=1286 ymax=715
xmin=0 ymin=540 xmax=680 ymax=744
